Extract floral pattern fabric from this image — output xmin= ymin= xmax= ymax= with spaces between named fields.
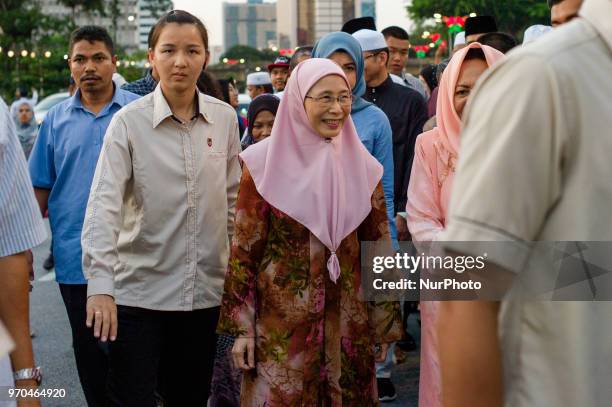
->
xmin=218 ymin=167 xmax=402 ymax=407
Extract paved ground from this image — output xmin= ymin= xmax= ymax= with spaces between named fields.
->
xmin=29 ymin=221 xmax=420 ymax=406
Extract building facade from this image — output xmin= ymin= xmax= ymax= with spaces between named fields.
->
xmin=277 ymin=0 xmax=376 ymax=49
xmin=223 ymin=0 xmax=277 ymax=52
xmin=37 ymin=0 xmax=174 ymax=53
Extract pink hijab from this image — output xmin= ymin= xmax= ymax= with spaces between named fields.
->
xmin=435 ymin=43 xmax=505 ymax=156
xmin=240 ymin=58 xmax=383 ymax=283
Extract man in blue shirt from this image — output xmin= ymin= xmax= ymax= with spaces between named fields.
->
xmin=28 ymin=26 xmax=138 ymax=406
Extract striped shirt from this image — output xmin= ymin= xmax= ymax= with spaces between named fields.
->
xmin=0 ymin=97 xmax=46 ymax=258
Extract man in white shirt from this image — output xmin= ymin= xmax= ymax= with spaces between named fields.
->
xmin=438 ymin=0 xmax=612 ymax=405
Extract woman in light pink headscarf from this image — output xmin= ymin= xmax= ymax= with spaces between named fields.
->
xmin=406 ymin=43 xmax=505 ymax=407
xmin=217 ymin=58 xmax=402 ymax=406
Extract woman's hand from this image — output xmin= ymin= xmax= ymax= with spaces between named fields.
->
xmin=375 ymin=343 xmax=390 ymax=363
xmin=232 ymin=337 xmax=256 ymax=370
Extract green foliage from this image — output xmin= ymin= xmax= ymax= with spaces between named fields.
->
xmin=407 ymin=0 xmax=550 ymax=38
xmin=221 ymin=45 xmax=279 ymax=64
xmin=141 ymin=0 xmax=174 ymax=19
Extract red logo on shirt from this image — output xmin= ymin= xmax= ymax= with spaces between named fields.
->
xmin=207 ymin=138 xmax=212 ymax=147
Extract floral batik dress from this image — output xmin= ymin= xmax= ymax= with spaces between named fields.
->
xmin=218 ymin=167 xmax=403 ymax=407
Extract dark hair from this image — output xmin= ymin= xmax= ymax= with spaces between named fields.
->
xmin=262 ymin=84 xmax=274 ymax=94
xmin=218 ymin=78 xmax=236 ymax=104
xmin=436 ymin=60 xmax=449 ymax=83
xmin=478 ymin=32 xmax=517 ymax=54
xmin=290 ymin=46 xmax=313 ymax=71
xmin=547 ymin=0 xmax=564 ymax=7
xmin=381 ymin=26 xmax=410 ymax=41
xmin=197 ymin=71 xmax=223 ymax=99
xmin=464 ymin=48 xmax=487 ymax=62
xmin=149 ymin=10 xmax=209 ymax=51
xmin=69 ymin=26 xmax=114 ymax=57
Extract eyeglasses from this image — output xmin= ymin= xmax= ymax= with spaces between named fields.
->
xmin=364 ymin=51 xmax=384 ymax=60
xmin=305 ymin=94 xmax=352 ymax=108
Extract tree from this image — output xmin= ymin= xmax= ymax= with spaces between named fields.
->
xmin=407 ymin=0 xmax=550 ymax=39
xmin=142 ymin=0 xmax=174 ymax=19
xmin=57 ymin=0 xmax=105 ymax=24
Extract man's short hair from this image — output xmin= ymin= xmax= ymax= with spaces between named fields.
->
xmin=548 ymin=0 xmax=564 ymax=7
xmin=381 ymin=26 xmax=410 ymax=41
xmin=69 ymin=26 xmax=114 ymax=57
xmin=478 ymin=32 xmax=518 ymax=54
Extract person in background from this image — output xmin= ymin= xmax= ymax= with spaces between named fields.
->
xmin=289 ymin=46 xmax=313 ymax=74
xmin=0 ymin=96 xmax=47 ymax=407
xmin=28 ymin=26 xmax=139 ymax=407
xmin=121 ymin=25 xmax=161 ymax=96
xmin=464 ymin=15 xmax=498 ymax=43
xmin=406 ymin=44 xmax=504 ymax=407
xmin=246 ymin=72 xmax=273 ymax=100
xmin=240 ymin=94 xmax=280 ymax=150
xmin=218 ymin=58 xmax=401 ymax=406
xmin=523 ymin=25 xmax=553 ymax=45
xmin=419 ymin=64 xmax=438 ymax=100
xmin=341 ymin=16 xmax=377 ymax=34
xmin=478 ymin=32 xmax=518 ymax=54
xmin=82 ymin=10 xmax=241 ymax=405
xmin=438 ymin=1 xmax=611 ymax=406
xmin=219 ymin=78 xmax=247 ymax=136
xmin=68 ymin=76 xmax=77 ymax=97
xmin=353 ymin=28 xmax=428 ymax=244
xmin=267 ymin=56 xmax=290 ymax=93
xmin=312 ymin=31 xmax=397 ymax=246
xmin=381 ymin=26 xmax=427 ymax=99
xmin=549 ymin=0 xmax=583 ymax=26
xmin=12 ymin=101 xmax=37 ymax=159
xmin=197 ymin=70 xmax=224 ymax=99
xmin=10 ymin=87 xmax=38 ymax=118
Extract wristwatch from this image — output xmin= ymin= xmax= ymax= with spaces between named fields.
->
xmin=13 ymin=367 xmax=42 ymax=385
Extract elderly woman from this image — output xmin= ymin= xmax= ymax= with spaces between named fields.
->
xmin=218 ymin=58 xmax=402 ymax=406
xmin=406 ymin=43 xmax=504 ymax=407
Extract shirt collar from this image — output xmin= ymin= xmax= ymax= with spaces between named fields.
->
xmin=580 ymin=0 xmax=612 ymax=52
xmin=369 ymin=75 xmax=394 ymax=92
xmin=152 ymin=84 xmax=213 ymax=128
xmin=68 ymin=83 xmax=132 ymax=113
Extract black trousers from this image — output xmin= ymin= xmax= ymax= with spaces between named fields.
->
xmin=107 ymin=305 xmax=219 ymax=407
xmin=58 ymin=284 xmax=109 ymax=407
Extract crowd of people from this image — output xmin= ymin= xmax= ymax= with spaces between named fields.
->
xmin=1 ymin=0 xmax=610 ymax=406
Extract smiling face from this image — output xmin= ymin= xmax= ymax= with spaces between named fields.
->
xmin=453 ymin=58 xmax=489 ymax=119
xmin=149 ymin=23 xmax=208 ymax=94
xmin=251 ymin=110 xmax=276 ymax=142
xmin=328 ymin=51 xmax=357 ymax=90
xmin=270 ymin=66 xmax=289 ymax=91
xmin=303 ymin=75 xmax=351 ymax=139
xmin=69 ymin=40 xmax=116 ymax=94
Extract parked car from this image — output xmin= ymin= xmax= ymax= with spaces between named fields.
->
xmin=34 ymin=92 xmax=70 ymax=125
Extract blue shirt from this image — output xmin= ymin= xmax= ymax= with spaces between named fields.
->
xmin=0 ymin=97 xmax=47 ymax=257
xmin=351 ymin=104 xmax=398 ymax=246
xmin=28 ymin=88 xmax=139 ymax=284
xmin=121 ymin=70 xmax=157 ymax=96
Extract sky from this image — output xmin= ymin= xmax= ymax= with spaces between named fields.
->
xmin=172 ymin=0 xmax=414 ymax=49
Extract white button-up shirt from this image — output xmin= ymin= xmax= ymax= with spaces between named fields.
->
xmin=442 ymin=0 xmax=612 ymax=405
xmin=82 ymin=85 xmax=241 ymax=311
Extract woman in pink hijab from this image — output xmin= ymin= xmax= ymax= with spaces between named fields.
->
xmin=217 ymin=58 xmax=402 ymax=406
xmin=406 ymin=43 xmax=505 ymax=407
